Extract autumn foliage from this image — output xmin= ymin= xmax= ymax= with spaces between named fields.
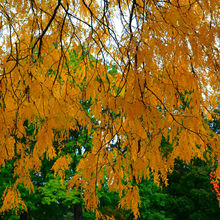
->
xmin=210 ymin=170 xmax=220 ymax=204
xmin=0 ymin=0 xmax=219 ymax=218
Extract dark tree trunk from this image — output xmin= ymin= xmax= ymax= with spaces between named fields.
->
xmin=74 ymin=203 xmax=82 ymax=220
xmin=72 ymin=129 xmax=83 ymax=220
xmin=20 ymin=212 xmax=28 ymax=220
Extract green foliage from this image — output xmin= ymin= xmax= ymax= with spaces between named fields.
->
xmin=164 ymin=159 xmax=220 ymax=220
xmin=160 ymin=135 xmax=173 ymax=159
xmin=97 ymin=187 xmax=129 ymax=220
xmin=39 ymin=175 xmax=80 ymax=206
xmin=138 ymin=178 xmax=171 ymax=220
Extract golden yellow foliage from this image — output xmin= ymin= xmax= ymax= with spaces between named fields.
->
xmin=0 ymin=187 xmax=27 ymax=214
xmin=0 ymin=0 xmax=219 ymax=218
xmin=52 ymin=155 xmax=72 ymax=180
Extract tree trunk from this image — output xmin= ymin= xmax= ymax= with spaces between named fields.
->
xmin=74 ymin=203 xmax=82 ymax=220
xmin=20 ymin=212 xmax=28 ymax=220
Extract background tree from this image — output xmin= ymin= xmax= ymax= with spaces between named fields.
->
xmin=162 ymin=106 xmax=220 ymax=220
xmin=0 ymin=0 xmax=219 ymax=217
xmin=164 ymin=159 xmax=220 ymax=220
xmin=0 ymin=121 xmax=94 ymax=220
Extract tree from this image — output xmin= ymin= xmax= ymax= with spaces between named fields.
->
xmin=163 ymin=111 xmax=220 ymax=220
xmin=138 ymin=177 xmax=171 ymax=220
xmin=0 ymin=0 xmax=219 ymax=218
xmin=164 ymin=159 xmax=220 ymax=220
xmin=0 ymin=121 xmax=95 ymax=220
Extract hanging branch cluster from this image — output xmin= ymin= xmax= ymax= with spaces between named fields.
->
xmin=0 ymin=0 xmax=219 ymax=218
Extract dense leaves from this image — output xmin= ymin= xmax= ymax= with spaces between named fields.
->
xmin=164 ymin=159 xmax=220 ymax=220
xmin=0 ymin=0 xmax=219 ymax=217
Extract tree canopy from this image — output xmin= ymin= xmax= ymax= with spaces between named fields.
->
xmin=0 ymin=0 xmax=219 ymax=218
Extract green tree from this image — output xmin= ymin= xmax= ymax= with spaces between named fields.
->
xmin=0 ymin=105 xmax=94 ymax=219
xmin=164 ymin=159 xmax=220 ymax=220
xmin=138 ymin=178 xmax=171 ymax=220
